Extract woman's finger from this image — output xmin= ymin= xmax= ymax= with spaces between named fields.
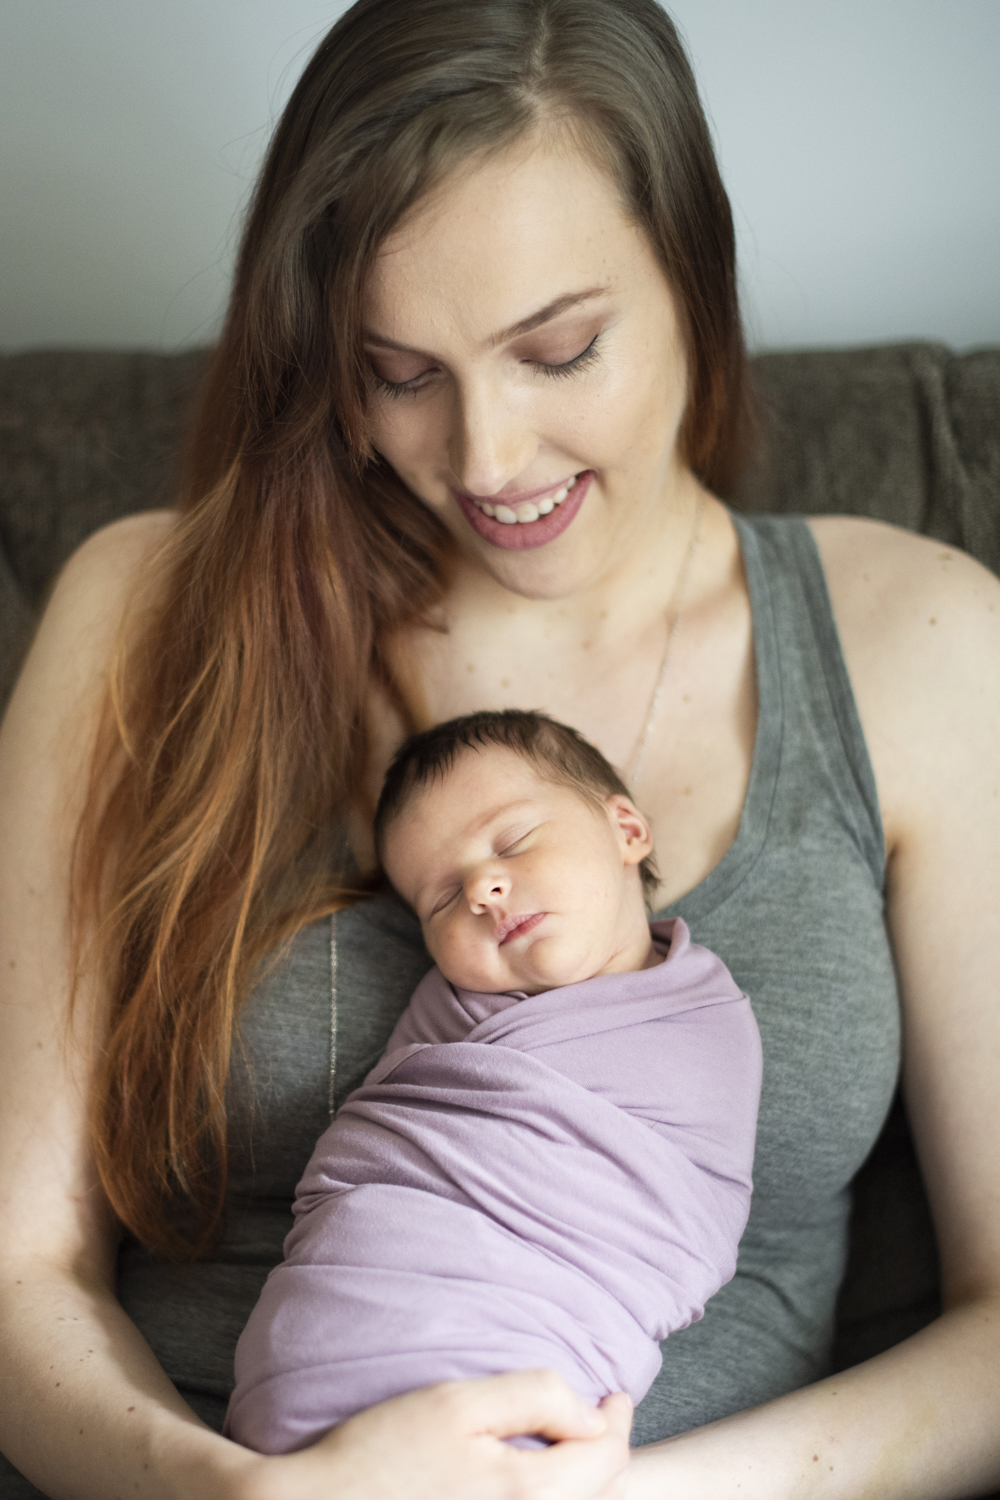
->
xmin=275 ymin=1374 xmax=628 ymax=1500
xmin=522 ymin=1394 xmax=632 ymax=1500
xmin=440 ymin=1367 xmax=609 ymax=1442
xmin=597 ymin=1392 xmax=634 ymax=1439
xmin=584 ymin=1396 xmax=634 ymax=1500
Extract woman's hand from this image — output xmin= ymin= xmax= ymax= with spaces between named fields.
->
xmin=235 ymin=1373 xmax=633 ymax=1500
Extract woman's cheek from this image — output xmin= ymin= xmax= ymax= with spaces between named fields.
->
xmin=556 ymin=351 xmax=645 ymax=442
xmin=542 ymin=388 xmax=635 ymax=472
xmin=371 ymin=405 xmax=444 ymax=494
xmin=369 ymin=400 xmax=423 ymax=462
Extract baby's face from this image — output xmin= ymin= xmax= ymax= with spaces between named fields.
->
xmin=382 ymin=746 xmax=654 ymax=994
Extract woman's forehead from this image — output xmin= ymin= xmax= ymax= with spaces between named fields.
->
xmin=363 ymin=135 xmax=645 ymax=342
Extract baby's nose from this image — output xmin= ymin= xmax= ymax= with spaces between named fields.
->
xmin=466 ymin=869 xmax=510 ymax=910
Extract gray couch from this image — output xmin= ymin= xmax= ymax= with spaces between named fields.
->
xmin=0 ymin=342 xmax=998 ymax=1487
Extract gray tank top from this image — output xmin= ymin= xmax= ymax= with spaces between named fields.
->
xmin=0 ymin=515 xmax=900 ymax=1494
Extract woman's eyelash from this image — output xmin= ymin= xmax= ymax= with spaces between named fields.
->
xmin=370 ymin=368 xmax=424 ymax=399
xmin=371 ymin=371 xmax=426 ymax=399
xmin=370 ymin=335 xmax=602 ymax=399
xmin=530 ymin=334 xmax=602 ymax=380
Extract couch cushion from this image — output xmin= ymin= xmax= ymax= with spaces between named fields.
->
xmin=740 ymin=342 xmax=1000 ymax=575
xmin=0 ymin=348 xmax=208 ymax=698
xmin=0 ymin=348 xmax=208 ymax=600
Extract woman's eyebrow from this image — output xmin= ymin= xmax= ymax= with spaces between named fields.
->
xmin=363 ymin=285 xmax=611 ymax=356
xmin=485 ymin=285 xmax=612 ymax=348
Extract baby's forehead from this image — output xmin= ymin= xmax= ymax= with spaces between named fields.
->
xmin=405 ymin=744 xmax=572 ymax=811
xmin=384 ymin=745 xmax=592 ymax=853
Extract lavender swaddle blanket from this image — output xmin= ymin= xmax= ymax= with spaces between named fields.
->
xmin=225 ymin=918 xmax=761 ymax=1453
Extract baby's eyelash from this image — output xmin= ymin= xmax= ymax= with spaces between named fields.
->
xmin=529 ymin=334 xmax=602 ymax=380
xmin=497 ymin=829 xmax=534 ymax=857
xmin=371 ymin=335 xmax=603 ymax=400
xmin=429 ymin=886 xmax=461 ymax=917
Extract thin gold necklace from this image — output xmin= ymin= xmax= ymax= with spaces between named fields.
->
xmin=626 ymin=491 xmax=706 ymax=791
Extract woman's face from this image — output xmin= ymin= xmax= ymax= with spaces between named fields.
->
xmin=362 ymin=126 xmax=692 ymax=602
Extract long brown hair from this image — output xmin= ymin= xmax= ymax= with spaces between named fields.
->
xmin=77 ymin=0 xmax=754 ymax=1258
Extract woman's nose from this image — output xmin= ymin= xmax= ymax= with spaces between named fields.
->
xmin=466 ymin=867 xmax=511 ymax=913
xmin=447 ymin=376 xmax=537 ymax=498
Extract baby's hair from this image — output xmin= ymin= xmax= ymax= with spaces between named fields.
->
xmin=373 ymin=709 xmax=660 ymax=900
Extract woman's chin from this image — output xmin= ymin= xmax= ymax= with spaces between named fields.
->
xmin=459 ymin=519 xmax=622 ymax=603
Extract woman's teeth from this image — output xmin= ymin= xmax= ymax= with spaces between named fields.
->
xmin=477 ymin=478 xmax=576 ymax=524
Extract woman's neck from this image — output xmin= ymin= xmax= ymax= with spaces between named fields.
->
xmin=406 ymin=479 xmax=719 ymax=765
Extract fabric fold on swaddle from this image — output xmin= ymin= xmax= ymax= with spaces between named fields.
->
xmin=225 ymin=918 xmax=761 ymax=1453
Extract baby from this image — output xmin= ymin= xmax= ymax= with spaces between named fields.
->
xmin=225 ymin=710 xmax=762 ymax=1453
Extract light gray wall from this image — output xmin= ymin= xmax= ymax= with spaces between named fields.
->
xmin=2 ymin=1 xmax=997 ymax=352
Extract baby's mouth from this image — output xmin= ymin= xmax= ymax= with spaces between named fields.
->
xmin=496 ymin=912 xmax=547 ymax=946
xmin=470 ymin=474 xmax=582 ymax=526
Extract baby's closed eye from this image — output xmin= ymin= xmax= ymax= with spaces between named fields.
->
xmin=428 ymin=886 xmax=462 ymax=918
xmin=494 ymin=821 xmax=539 ymax=857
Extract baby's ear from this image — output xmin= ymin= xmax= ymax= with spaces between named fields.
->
xmin=605 ymin=794 xmax=654 ymax=867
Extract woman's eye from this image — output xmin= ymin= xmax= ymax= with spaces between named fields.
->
xmin=370 ymin=335 xmax=602 ymax=398
xmin=369 ymin=363 xmax=437 ymax=399
xmin=527 ymin=334 xmax=602 ymax=380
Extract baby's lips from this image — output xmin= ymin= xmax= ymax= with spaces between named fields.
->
xmin=495 ymin=911 xmax=546 ymax=946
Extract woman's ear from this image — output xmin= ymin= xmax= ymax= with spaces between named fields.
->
xmin=605 ymin=794 xmax=654 ymax=867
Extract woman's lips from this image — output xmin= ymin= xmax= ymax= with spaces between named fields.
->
xmin=496 ymin=911 xmax=547 ymax=946
xmin=452 ymin=472 xmax=592 ymax=551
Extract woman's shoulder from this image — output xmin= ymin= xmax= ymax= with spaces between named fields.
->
xmin=2 ymin=509 xmax=181 ymax=751
xmin=59 ymin=508 xmax=180 ymax=602
xmin=806 ymin=512 xmax=1000 ymax=658
xmin=806 ymin=514 xmax=1000 ymax=843
xmin=807 ymin=509 xmax=997 ymax=582
xmin=42 ymin=509 xmax=179 ymax=656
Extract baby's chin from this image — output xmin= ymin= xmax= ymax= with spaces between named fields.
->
xmin=447 ymin=938 xmax=614 ymax=996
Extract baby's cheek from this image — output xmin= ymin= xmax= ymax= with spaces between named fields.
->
xmin=422 ymin=925 xmax=450 ymax=972
xmin=430 ymin=928 xmax=483 ymax=989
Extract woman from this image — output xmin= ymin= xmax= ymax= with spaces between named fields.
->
xmin=1 ymin=1 xmax=999 ymax=1497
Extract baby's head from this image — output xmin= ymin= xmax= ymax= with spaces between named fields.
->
xmin=374 ymin=711 xmax=660 ymax=995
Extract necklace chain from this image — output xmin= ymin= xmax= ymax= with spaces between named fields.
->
xmin=626 ymin=491 xmax=706 ymax=791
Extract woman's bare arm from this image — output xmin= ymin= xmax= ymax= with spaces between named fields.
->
xmin=626 ymin=519 xmax=1000 ymax=1500
xmin=0 ymin=514 xmax=251 ymax=1499
xmin=0 ymin=515 xmax=630 ymax=1500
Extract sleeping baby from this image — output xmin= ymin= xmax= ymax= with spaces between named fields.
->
xmin=225 ymin=709 xmax=762 ymax=1453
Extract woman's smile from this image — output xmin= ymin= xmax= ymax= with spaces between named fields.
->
xmin=452 ymin=471 xmax=592 ymax=550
